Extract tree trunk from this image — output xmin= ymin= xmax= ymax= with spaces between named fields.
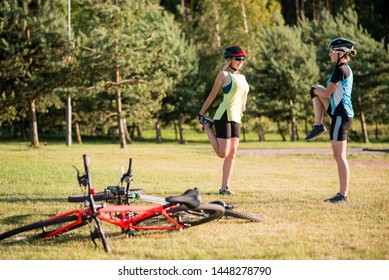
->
xmin=155 ymin=112 xmax=162 ymax=144
xmin=130 ymin=124 xmax=143 ymax=138
xmin=277 ymin=120 xmax=287 ymax=141
xmin=123 ymin=118 xmax=133 ymax=144
xmin=109 ymin=127 xmax=116 ymax=144
xmin=255 ymin=119 xmax=265 ymax=142
xmin=289 ymin=99 xmax=297 ymax=141
xmin=137 ymin=125 xmax=143 ymax=137
xmin=21 ymin=117 xmax=26 ymax=141
xmin=213 ymin=5 xmax=221 ymax=48
xmin=357 ymin=96 xmax=369 ymax=143
xmin=375 ymin=118 xmax=378 ymax=140
xmin=115 ymin=65 xmax=126 ymax=149
xmin=73 ymin=101 xmax=82 ymax=144
xmin=240 ymin=0 xmax=249 ymax=33
xmin=155 ymin=122 xmax=162 ymax=144
xmin=360 ymin=110 xmax=369 ymax=143
xmin=178 ymin=116 xmax=185 ymax=144
xmin=173 ymin=121 xmax=178 ymax=141
xmin=74 ymin=120 xmax=82 ymax=144
xmin=116 ymin=93 xmax=126 ymax=148
xmin=295 ymin=0 xmax=300 ymax=24
xmin=29 ymin=99 xmax=39 ymax=147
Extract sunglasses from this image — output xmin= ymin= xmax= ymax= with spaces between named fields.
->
xmin=233 ymin=57 xmax=245 ymax=61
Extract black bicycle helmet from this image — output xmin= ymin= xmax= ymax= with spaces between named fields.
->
xmin=328 ymin=38 xmax=356 ymax=54
xmin=224 ymin=45 xmax=246 ymax=58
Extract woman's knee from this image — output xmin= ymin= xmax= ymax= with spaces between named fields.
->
xmin=216 ymin=150 xmax=229 ymax=158
xmin=218 ymin=148 xmax=237 ymax=159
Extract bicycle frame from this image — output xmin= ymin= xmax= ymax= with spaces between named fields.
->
xmin=40 ymin=202 xmax=187 ymax=240
xmin=98 ymin=204 xmax=184 ymax=231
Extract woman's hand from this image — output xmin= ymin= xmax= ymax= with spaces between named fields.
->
xmin=312 ymin=85 xmax=325 ymax=91
xmin=198 ymin=114 xmax=204 ymax=124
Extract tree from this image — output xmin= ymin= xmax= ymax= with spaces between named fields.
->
xmin=0 ymin=0 xmax=70 ymax=147
xmin=247 ymin=12 xmax=319 ymax=141
xmin=71 ymin=0 xmax=198 ymax=147
xmin=281 ymin=1 xmax=389 ymax=49
xmin=156 ymin=13 xmax=199 ymax=144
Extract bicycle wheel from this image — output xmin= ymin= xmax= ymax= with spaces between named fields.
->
xmin=131 ymin=203 xmax=225 ymax=230
xmin=0 ymin=214 xmax=86 ymax=242
xmin=67 ymin=188 xmax=144 ymax=203
xmin=173 ymin=203 xmax=225 ymax=227
xmin=224 ymin=210 xmax=264 ymax=222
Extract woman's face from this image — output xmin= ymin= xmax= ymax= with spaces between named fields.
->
xmin=329 ymin=49 xmax=338 ymax=63
xmin=230 ymin=57 xmax=245 ymax=70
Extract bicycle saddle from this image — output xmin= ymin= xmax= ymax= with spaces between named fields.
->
xmin=165 ymin=188 xmax=201 ymax=209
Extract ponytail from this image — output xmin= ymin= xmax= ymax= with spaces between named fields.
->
xmin=345 ymin=49 xmax=357 ymax=61
xmin=349 ymin=49 xmax=357 ymax=56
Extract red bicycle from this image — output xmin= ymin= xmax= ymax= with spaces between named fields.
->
xmin=68 ymin=158 xmax=264 ymax=223
xmin=0 ymin=155 xmax=225 ymax=252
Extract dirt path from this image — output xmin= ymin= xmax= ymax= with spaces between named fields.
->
xmin=237 ymin=147 xmax=389 ymax=155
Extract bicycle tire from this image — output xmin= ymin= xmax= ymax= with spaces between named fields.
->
xmin=173 ymin=203 xmax=225 ymax=227
xmin=131 ymin=203 xmax=225 ymax=230
xmin=67 ymin=188 xmax=144 ymax=203
xmin=224 ymin=210 xmax=264 ymax=222
xmin=0 ymin=215 xmax=83 ymax=241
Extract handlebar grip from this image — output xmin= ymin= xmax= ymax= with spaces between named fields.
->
xmin=127 ymin=158 xmax=132 ymax=176
xmin=83 ymin=154 xmax=92 ymax=187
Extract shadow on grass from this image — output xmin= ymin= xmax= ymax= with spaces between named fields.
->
xmin=0 ymin=194 xmax=66 ymax=204
xmin=362 ymin=148 xmax=389 ymax=153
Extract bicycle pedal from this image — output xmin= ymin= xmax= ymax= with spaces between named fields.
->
xmin=123 ymin=229 xmax=135 ymax=238
xmin=90 ymin=227 xmax=102 ymax=247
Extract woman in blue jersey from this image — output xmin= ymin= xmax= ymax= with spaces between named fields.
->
xmin=305 ymin=38 xmax=357 ymax=203
xmin=198 ymin=46 xmax=249 ymax=195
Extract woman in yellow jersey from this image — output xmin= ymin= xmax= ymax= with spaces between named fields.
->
xmin=198 ymin=46 xmax=249 ymax=195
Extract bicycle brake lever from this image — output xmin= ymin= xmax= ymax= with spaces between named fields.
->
xmin=121 ymin=158 xmax=133 ymax=184
xmin=73 ymin=165 xmax=88 ymax=187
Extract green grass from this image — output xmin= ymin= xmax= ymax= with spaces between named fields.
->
xmin=0 ymin=137 xmax=388 ymax=260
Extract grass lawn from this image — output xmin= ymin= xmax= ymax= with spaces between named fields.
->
xmin=0 ymin=134 xmax=388 ymax=260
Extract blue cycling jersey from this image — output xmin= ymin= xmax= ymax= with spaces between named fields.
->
xmin=326 ymin=62 xmax=354 ymax=117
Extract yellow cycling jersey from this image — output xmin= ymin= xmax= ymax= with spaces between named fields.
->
xmin=213 ymin=72 xmax=249 ymax=123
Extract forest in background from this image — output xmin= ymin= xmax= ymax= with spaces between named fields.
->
xmin=1 ymin=0 xmax=388 ymax=148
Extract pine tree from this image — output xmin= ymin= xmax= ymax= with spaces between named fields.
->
xmin=72 ymin=0 xmax=198 ymax=147
xmin=247 ymin=11 xmax=319 ymax=141
xmin=0 ymin=0 xmax=70 ymax=147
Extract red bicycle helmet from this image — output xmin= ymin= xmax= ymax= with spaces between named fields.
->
xmin=224 ymin=45 xmax=246 ymax=58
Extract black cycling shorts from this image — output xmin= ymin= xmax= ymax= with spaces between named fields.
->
xmin=327 ymin=105 xmax=353 ymax=141
xmin=214 ymin=112 xmax=240 ymax=139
